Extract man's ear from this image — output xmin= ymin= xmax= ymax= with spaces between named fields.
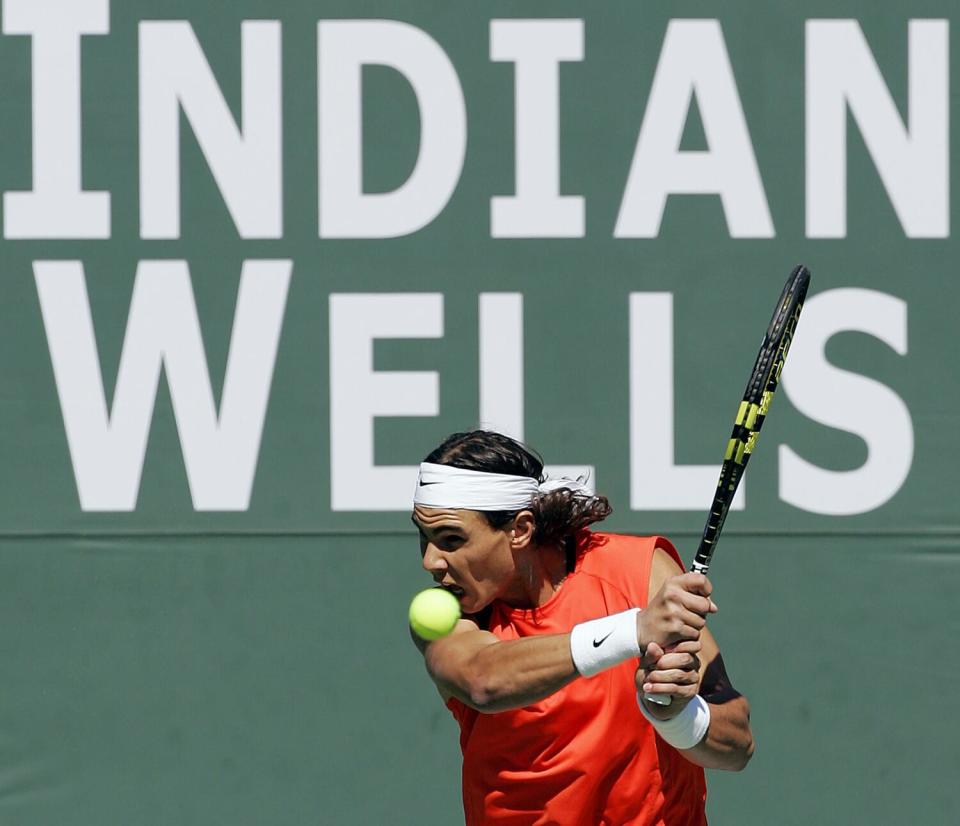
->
xmin=510 ymin=510 xmax=536 ymax=549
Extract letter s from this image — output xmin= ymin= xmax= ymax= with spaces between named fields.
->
xmin=779 ymin=288 xmax=913 ymax=515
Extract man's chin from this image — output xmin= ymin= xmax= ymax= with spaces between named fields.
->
xmin=460 ymin=594 xmax=493 ymax=616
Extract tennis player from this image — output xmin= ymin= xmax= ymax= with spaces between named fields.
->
xmin=411 ymin=430 xmax=754 ymax=825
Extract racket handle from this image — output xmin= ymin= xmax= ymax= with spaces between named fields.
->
xmin=643 ymin=692 xmax=672 ymax=706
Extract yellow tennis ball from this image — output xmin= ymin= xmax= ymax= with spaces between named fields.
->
xmin=409 ymin=588 xmax=461 ymax=641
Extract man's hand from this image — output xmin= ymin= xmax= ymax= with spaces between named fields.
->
xmin=636 ymin=572 xmax=717 ymax=654
xmin=636 ymin=639 xmax=703 ymax=720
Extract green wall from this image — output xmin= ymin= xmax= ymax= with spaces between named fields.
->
xmin=0 ymin=1 xmax=957 ymax=823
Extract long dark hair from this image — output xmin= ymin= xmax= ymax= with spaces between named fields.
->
xmin=423 ymin=430 xmax=612 ymax=570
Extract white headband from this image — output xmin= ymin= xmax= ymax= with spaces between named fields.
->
xmin=413 ymin=462 xmax=593 ymax=510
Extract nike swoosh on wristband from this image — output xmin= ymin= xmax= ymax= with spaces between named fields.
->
xmin=592 ymin=631 xmax=614 ymax=648
xmin=418 ymin=480 xmax=440 ymax=486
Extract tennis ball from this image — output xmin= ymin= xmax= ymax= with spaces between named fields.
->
xmin=409 ymin=588 xmax=461 ymax=641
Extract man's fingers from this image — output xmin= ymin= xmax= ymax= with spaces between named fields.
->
xmin=664 ymin=640 xmax=702 ymax=655
xmin=644 ymin=642 xmax=665 ymax=660
xmin=677 ymin=622 xmax=705 ymax=641
xmin=639 ymin=641 xmax=665 ymax=667
xmin=674 ymin=614 xmax=706 ymax=636
xmin=678 ymin=590 xmax=718 ymax=616
xmin=640 ymin=681 xmax=700 ymax=698
xmin=660 ymin=621 xmax=704 ymax=647
xmin=648 ymin=652 xmax=700 ymax=672
xmin=674 ymin=572 xmax=713 ymax=597
xmin=666 ymin=574 xmax=718 ymax=614
xmin=643 ymin=668 xmax=700 ymax=685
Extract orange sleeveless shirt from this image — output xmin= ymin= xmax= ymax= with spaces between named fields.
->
xmin=446 ymin=531 xmax=707 ymax=826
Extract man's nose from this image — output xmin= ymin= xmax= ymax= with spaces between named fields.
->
xmin=422 ymin=544 xmax=445 ymax=573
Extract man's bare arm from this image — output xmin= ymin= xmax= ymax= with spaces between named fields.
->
xmin=412 ymin=569 xmax=717 ymax=714
xmin=412 ymin=620 xmax=578 ymax=712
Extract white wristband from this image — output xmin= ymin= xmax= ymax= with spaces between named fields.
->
xmin=637 ymin=692 xmax=711 ymax=750
xmin=569 ymin=608 xmax=641 ymax=678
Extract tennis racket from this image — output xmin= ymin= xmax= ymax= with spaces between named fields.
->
xmin=644 ymin=264 xmax=811 ymax=706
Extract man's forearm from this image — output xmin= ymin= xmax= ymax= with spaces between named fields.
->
xmin=427 ymin=607 xmax=653 ymax=713
xmin=429 ymin=633 xmax=579 ymax=713
xmin=681 ymin=696 xmax=754 ymax=770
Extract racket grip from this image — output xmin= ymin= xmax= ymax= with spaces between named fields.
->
xmin=643 ymin=692 xmax=672 ymax=707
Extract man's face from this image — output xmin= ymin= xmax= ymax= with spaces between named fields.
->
xmin=412 ymin=506 xmax=516 ymax=614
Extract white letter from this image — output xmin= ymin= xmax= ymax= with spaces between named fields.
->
xmin=490 ymin=19 xmax=584 ymax=238
xmin=479 ymin=293 xmax=525 ymax=436
xmin=35 ymin=260 xmax=291 ymax=510
xmin=806 ymin=20 xmax=948 ymax=238
xmin=3 ymin=0 xmax=110 ymax=239
xmin=330 ymin=294 xmax=442 ymax=510
xmin=140 ymin=21 xmax=282 ymax=239
xmin=478 ymin=293 xmax=594 ymax=489
xmin=616 ymin=20 xmax=773 ymax=239
xmin=779 ymin=288 xmax=913 ymax=515
xmin=630 ymin=293 xmax=745 ymax=510
xmin=319 ymin=21 xmax=466 ymax=238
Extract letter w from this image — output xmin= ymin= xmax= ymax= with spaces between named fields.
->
xmin=35 ymin=260 xmax=291 ymax=511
